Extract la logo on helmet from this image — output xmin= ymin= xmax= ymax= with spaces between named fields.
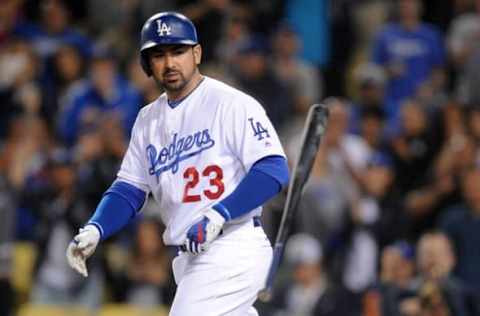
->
xmin=156 ymin=20 xmax=172 ymax=36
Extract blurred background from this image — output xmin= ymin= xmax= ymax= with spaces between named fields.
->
xmin=2 ymin=0 xmax=480 ymax=315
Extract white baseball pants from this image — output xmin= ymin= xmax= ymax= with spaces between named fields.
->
xmin=169 ymin=220 xmax=272 ymax=316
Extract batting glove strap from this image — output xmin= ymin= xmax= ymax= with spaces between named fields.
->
xmin=86 ymin=221 xmax=104 ymax=240
xmin=212 ymin=203 xmax=231 ymax=222
xmin=205 ymin=208 xmax=226 ymax=227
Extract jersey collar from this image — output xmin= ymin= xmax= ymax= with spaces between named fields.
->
xmin=167 ymin=76 xmax=205 ymax=109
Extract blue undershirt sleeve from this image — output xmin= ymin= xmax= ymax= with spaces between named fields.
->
xmin=213 ymin=155 xmax=289 ymax=221
xmin=87 ymin=181 xmax=147 ymax=240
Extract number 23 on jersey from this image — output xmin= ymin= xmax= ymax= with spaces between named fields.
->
xmin=182 ymin=165 xmax=225 ymax=203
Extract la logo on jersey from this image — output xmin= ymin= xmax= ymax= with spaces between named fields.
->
xmin=156 ymin=19 xmax=172 ymax=36
xmin=249 ymin=118 xmax=270 ymax=140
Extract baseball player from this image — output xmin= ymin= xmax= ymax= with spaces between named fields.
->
xmin=66 ymin=12 xmax=289 ymax=316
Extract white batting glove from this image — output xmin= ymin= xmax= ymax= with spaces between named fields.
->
xmin=66 ymin=225 xmax=101 ymax=277
xmin=184 ymin=208 xmax=226 ymax=255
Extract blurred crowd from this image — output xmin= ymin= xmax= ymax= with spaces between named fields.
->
xmin=2 ymin=0 xmax=480 ymax=315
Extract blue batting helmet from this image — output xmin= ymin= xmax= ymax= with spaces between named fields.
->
xmin=140 ymin=12 xmax=198 ymax=76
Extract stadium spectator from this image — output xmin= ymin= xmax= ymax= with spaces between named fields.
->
xmin=86 ymin=0 xmax=177 ymax=63
xmin=331 ymin=152 xmax=410 ymax=302
xmin=180 ymin=0 xmax=232 ymax=64
xmin=357 ymin=106 xmax=387 ymax=153
xmin=271 ymin=22 xmax=322 ymax=115
xmin=74 ymin=114 xmax=127 ymax=212
xmin=389 ymin=100 xmax=443 ymax=196
xmin=349 ymin=63 xmax=387 ymax=136
xmin=454 ymin=40 xmax=480 ymax=106
xmin=1 ymin=116 xmax=52 ymax=190
xmin=439 ymin=167 xmax=480 ymax=295
xmin=402 ymin=105 xmax=477 ymax=244
xmin=363 ymin=241 xmax=416 ymax=316
xmin=358 ymin=152 xmax=408 ymax=249
xmin=371 ymin=0 xmax=446 ymax=125
xmin=57 ymin=50 xmax=142 ymax=145
xmin=266 ymin=233 xmax=354 ymax=316
xmin=43 ymin=43 xmax=86 ymax=124
xmin=216 ymin=3 xmax=253 ymax=68
xmin=293 ymin=99 xmax=371 ymax=242
xmin=447 ymin=1 xmax=480 ymax=90
xmin=413 ymin=231 xmax=477 ymax=316
xmin=230 ymin=36 xmax=294 ymax=132
xmin=26 ymin=148 xmax=103 ymax=310
xmin=0 ymin=39 xmax=41 ymax=139
xmin=14 ymin=0 xmax=92 ymax=61
xmin=0 ymin=0 xmax=23 ymax=46
xmin=124 ymin=218 xmax=175 ymax=307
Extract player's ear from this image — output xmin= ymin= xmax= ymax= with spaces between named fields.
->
xmin=193 ymin=44 xmax=202 ymax=65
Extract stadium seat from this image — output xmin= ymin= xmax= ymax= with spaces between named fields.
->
xmin=17 ymin=304 xmax=90 ymax=316
xmin=99 ymin=304 xmax=169 ymax=316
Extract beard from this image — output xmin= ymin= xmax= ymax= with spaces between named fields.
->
xmin=155 ymin=68 xmax=192 ymax=92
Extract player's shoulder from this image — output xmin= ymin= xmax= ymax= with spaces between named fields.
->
xmin=204 ymin=76 xmax=264 ymax=110
xmin=134 ymin=94 xmax=167 ymax=124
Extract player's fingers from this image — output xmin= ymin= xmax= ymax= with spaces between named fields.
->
xmin=189 ymin=240 xmax=197 ymax=254
xmin=189 ymin=239 xmax=199 ymax=255
xmin=66 ymin=242 xmax=78 ymax=267
xmin=70 ymin=254 xmax=83 ymax=275
xmin=74 ymin=255 xmax=88 ymax=277
xmin=66 ymin=243 xmax=89 ymax=277
xmin=79 ymin=261 xmax=88 ymax=277
xmin=194 ymin=241 xmax=201 ymax=254
xmin=76 ymin=238 xmax=90 ymax=250
xmin=184 ymin=239 xmax=192 ymax=254
xmin=71 ymin=239 xmax=87 ymax=258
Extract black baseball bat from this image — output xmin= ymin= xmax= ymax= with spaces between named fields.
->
xmin=258 ymin=103 xmax=329 ymax=302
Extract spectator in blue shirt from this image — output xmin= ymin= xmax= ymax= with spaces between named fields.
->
xmin=371 ymin=0 xmax=446 ymax=124
xmin=14 ymin=0 xmax=92 ymax=60
xmin=57 ymin=51 xmax=142 ymax=145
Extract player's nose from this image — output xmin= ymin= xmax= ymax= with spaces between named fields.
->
xmin=164 ymin=53 xmax=175 ymax=68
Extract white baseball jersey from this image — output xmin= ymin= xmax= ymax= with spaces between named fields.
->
xmin=117 ymin=76 xmax=286 ymax=246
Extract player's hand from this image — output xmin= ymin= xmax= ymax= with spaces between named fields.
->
xmin=66 ymin=225 xmax=101 ymax=277
xmin=184 ymin=208 xmax=225 ymax=254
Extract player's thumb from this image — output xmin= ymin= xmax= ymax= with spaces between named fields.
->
xmin=77 ymin=240 xmax=89 ymax=250
xmin=75 ymin=225 xmax=101 ymax=250
xmin=66 ymin=241 xmax=77 ymax=262
xmin=74 ymin=234 xmax=90 ymax=250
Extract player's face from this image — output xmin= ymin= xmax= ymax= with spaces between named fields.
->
xmin=148 ymin=44 xmax=201 ymax=93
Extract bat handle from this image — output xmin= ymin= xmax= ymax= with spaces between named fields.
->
xmin=258 ymin=243 xmax=284 ymax=302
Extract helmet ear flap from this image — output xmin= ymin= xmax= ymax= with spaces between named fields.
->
xmin=140 ymin=51 xmax=152 ymax=77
